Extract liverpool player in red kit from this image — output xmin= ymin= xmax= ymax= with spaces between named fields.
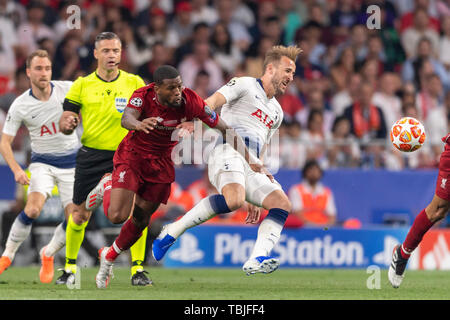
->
xmin=86 ymin=65 xmax=270 ymax=288
xmin=389 ymin=133 xmax=450 ymax=288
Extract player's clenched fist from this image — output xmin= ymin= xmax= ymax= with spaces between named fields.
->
xmin=59 ymin=111 xmax=79 ymax=135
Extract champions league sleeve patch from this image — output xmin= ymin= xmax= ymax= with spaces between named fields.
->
xmin=204 ymin=105 xmax=216 ymax=118
xmin=203 ymin=105 xmax=218 ymax=124
xmin=226 ymin=78 xmax=236 ymax=86
xmin=130 ymin=97 xmax=143 ymax=107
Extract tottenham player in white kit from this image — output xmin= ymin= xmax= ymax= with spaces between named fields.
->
xmin=0 ymin=50 xmax=79 ymax=283
xmin=153 ymin=45 xmax=301 ymax=275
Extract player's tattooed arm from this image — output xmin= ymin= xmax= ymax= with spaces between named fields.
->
xmin=121 ymin=106 xmax=160 ymax=133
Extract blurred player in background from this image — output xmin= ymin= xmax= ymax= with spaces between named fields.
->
xmin=0 ymin=50 xmax=77 ymax=283
xmin=389 ymin=133 xmax=450 ymax=288
xmin=152 ymin=45 xmax=301 ymax=276
xmin=85 ymin=65 xmax=271 ymax=288
xmin=58 ymin=32 xmax=151 ymax=286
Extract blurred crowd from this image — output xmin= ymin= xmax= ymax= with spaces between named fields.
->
xmin=0 ymin=0 xmax=450 ymax=172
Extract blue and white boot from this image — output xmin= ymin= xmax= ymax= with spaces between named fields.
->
xmin=242 ymin=256 xmax=280 ymax=276
xmin=152 ymin=226 xmax=176 ymax=261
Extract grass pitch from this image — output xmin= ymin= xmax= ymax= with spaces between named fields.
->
xmin=0 ymin=266 xmax=449 ymax=300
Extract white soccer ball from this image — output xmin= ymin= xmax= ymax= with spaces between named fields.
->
xmin=390 ymin=117 xmax=426 ymax=152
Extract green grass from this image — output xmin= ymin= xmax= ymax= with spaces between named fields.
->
xmin=0 ymin=266 xmax=449 ymax=300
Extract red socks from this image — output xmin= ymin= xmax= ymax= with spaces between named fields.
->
xmin=401 ymin=209 xmax=434 ymax=259
xmin=106 ymin=219 xmax=143 ymax=261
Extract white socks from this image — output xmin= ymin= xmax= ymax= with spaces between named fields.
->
xmin=43 ymin=222 xmax=66 ymax=257
xmin=2 ymin=217 xmax=32 ymax=261
xmin=249 ymin=217 xmax=283 ymax=259
xmin=167 ymin=197 xmax=217 ymax=238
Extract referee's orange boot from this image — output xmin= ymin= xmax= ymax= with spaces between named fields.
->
xmin=39 ymin=247 xmax=54 ymax=283
xmin=0 ymin=256 xmax=11 ymax=275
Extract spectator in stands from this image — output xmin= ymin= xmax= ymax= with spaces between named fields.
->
xmin=439 ymin=15 xmax=450 ymax=70
xmin=402 ymin=36 xmax=449 ymax=91
xmin=295 ymin=88 xmax=334 ymax=135
xmin=174 ymin=22 xmax=210 ymax=66
xmin=192 ymin=69 xmax=211 ymax=99
xmin=243 ymin=36 xmax=274 ymax=78
xmin=342 ymin=82 xmax=387 ymax=141
xmin=416 ymin=73 xmax=445 ymax=121
xmin=329 ymin=0 xmax=359 ymax=28
xmin=330 ymin=72 xmax=362 ymax=117
xmin=344 ymin=24 xmax=369 ymax=65
xmin=296 ymin=21 xmax=327 ymax=67
xmin=170 ymin=1 xmax=194 ymax=46
xmin=190 ymin=0 xmax=218 ymax=26
xmin=399 ymin=0 xmax=440 ymax=34
xmin=372 ymin=72 xmax=403 ymax=130
xmin=436 ymin=0 xmax=450 ymax=18
xmin=0 ymin=30 xmax=16 ymax=94
xmin=278 ymin=90 xmax=304 ymax=123
xmin=288 ymin=160 xmax=338 ymax=227
xmin=377 ymin=4 xmax=406 ymax=71
xmin=136 ymin=7 xmax=180 ymax=62
xmin=210 ymin=22 xmax=244 ymax=78
xmin=232 ymin=0 xmax=255 ymax=29
xmin=401 ymin=8 xmax=440 ymax=59
xmin=276 ymin=0 xmax=302 ymax=46
xmin=37 ymin=37 xmax=56 ymax=62
xmin=178 ymin=40 xmax=224 ymax=93
xmin=293 ymin=39 xmax=324 ymax=98
xmin=52 ymin=35 xmax=82 ymax=81
xmin=0 ymin=68 xmax=29 ymax=114
xmin=329 ymin=46 xmax=356 ymax=93
xmin=427 ymin=90 xmax=450 ymax=160
xmin=279 ymin=120 xmax=307 ymax=169
xmin=359 ymin=57 xmax=381 ymax=92
xmin=0 ymin=0 xmax=26 ymax=29
xmin=327 ymin=116 xmax=361 ymax=168
xmin=364 ymin=35 xmax=388 ymax=72
xmin=300 ymin=109 xmax=330 ymax=167
xmin=16 ymin=2 xmax=55 ymax=56
xmin=247 ymin=0 xmax=276 ymax=51
xmin=215 ymin=0 xmax=252 ymax=52
xmin=136 ymin=41 xmax=169 ymax=84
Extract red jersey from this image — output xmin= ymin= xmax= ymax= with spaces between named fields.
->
xmin=121 ymin=83 xmax=219 ymax=156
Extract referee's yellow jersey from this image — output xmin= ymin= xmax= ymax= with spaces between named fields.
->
xmin=64 ymin=70 xmax=145 ymax=151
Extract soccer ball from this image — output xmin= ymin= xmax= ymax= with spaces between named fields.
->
xmin=390 ymin=117 xmax=426 ymax=152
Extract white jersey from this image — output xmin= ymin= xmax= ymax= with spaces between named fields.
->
xmin=217 ymin=77 xmax=283 ymax=157
xmin=3 ymin=81 xmax=80 ymax=168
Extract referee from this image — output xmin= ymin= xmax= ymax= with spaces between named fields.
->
xmin=58 ymin=32 xmax=151 ymax=286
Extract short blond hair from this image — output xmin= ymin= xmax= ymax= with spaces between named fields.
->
xmin=26 ymin=49 xmax=51 ymax=68
xmin=263 ymin=45 xmax=302 ymax=72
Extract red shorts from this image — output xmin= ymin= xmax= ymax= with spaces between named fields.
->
xmin=436 ymin=141 xmax=450 ymax=201
xmin=112 ymin=143 xmax=174 ymax=204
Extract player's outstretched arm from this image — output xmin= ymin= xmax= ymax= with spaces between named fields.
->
xmin=0 ymin=133 xmax=29 ymax=185
xmin=204 ymin=91 xmax=227 ymax=110
xmin=121 ymin=106 xmax=160 ymax=133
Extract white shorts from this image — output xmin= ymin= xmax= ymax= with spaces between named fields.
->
xmin=207 ymin=143 xmax=282 ymax=207
xmin=28 ymin=162 xmax=75 ymax=208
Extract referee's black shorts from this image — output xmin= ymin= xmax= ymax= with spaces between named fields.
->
xmin=73 ymin=146 xmax=115 ymax=205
